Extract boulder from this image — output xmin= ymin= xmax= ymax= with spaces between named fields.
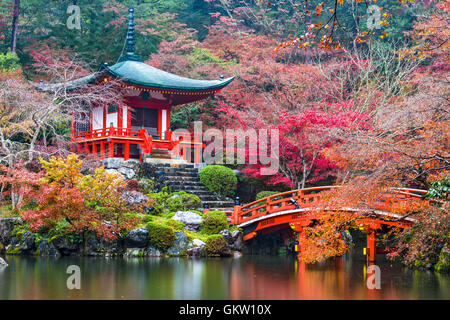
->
xmin=145 ymin=246 xmax=162 ymax=257
xmin=105 ymin=169 xmax=119 ymax=175
xmin=83 ymin=232 xmax=122 ymax=257
xmin=122 ymin=160 xmax=139 ymax=170
xmin=231 ymin=230 xmax=243 ymax=251
xmin=102 ymin=158 xmax=124 ymax=169
xmin=0 ymin=257 xmax=7 ymax=267
xmin=123 ymin=248 xmax=145 ymax=258
xmin=219 ymin=230 xmax=232 ymax=244
xmin=172 ymin=211 xmax=203 ymax=232
xmin=122 ymin=191 xmax=148 ymax=205
xmin=124 ymin=228 xmax=149 ymax=248
xmin=220 ymin=229 xmax=242 ymax=251
xmin=167 ymin=231 xmax=189 ymax=256
xmin=119 ymin=167 xmax=136 ymax=180
xmin=36 ymin=239 xmax=60 ymax=257
xmin=7 ymin=231 xmax=36 ymax=255
xmin=0 ymin=217 xmax=22 ymax=247
xmin=52 ymin=236 xmax=79 ymax=256
xmin=187 ymin=239 xmax=205 ymax=257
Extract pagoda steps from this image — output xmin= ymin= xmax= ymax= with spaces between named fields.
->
xmin=147 ymin=162 xmax=235 ymax=211
xmin=150 ymin=148 xmax=173 ymax=159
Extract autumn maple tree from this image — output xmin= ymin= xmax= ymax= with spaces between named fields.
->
xmin=7 ymin=155 xmax=139 ymax=241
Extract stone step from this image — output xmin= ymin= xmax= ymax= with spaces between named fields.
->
xmin=158 ymin=172 xmax=199 ymax=178
xmin=170 ymin=185 xmax=210 ymax=191
xmin=167 ymin=181 xmax=203 ymax=186
xmin=203 ymin=200 xmax=236 ymax=207
xmin=166 ymin=178 xmax=201 ymax=184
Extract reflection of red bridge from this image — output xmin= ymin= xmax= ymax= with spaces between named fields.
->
xmin=227 ymin=186 xmax=428 ymax=263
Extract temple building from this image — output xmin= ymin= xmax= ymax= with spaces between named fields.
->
xmin=68 ymin=8 xmax=233 ymax=163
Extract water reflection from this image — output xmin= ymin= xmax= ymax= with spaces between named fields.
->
xmin=0 ymin=254 xmax=448 ymax=300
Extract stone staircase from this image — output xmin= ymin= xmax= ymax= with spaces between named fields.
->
xmin=153 ymin=163 xmax=235 ymax=212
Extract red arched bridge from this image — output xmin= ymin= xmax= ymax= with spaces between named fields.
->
xmin=225 ymin=186 xmax=428 ymax=263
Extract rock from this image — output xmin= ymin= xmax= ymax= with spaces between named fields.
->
xmin=220 ymin=229 xmax=242 ymax=251
xmin=119 ymin=167 xmax=135 ymax=180
xmin=122 ymin=191 xmax=148 ymax=205
xmin=124 ymin=228 xmax=149 ymax=248
xmin=52 ymin=236 xmax=79 ymax=256
xmin=0 ymin=257 xmax=7 ymax=267
xmin=36 ymin=239 xmax=60 ymax=257
xmin=123 ymin=248 xmax=145 ymax=258
xmin=84 ymin=232 xmax=122 ymax=257
xmin=233 ymin=251 xmax=242 ymax=258
xmin=341 ymin=230 xmax=353 ymax=247
xmin=102 ymin=158 xmax=124 ymax=169
xmin=105 ymin=169 xmax=119 ymax=175
xmin=220 ymin=230 xmax=232 ymax=244
xmin=167 ymin=231 xmax=189 ymax=256
xmin=122 ymin=160 xmax=139 ymax=170
xmin=231 ymin=230 xmax=243 ymax=251
xmin=187 ymin=239 xmax=205 ymax=257
xmin=145 ymin=246 xmax=162 ymax=257
xmin=0 ymin=217 xmax=23 ymax=247
xmin=435 ymin=245 xmax=449 ymax=273
xmin=7 ymin=230 xmax=36 ymax=255
xmin=172 ymin=211 xmax=203 ymax=232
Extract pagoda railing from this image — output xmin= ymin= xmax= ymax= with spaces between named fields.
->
xmin=72 ymin=127 xmax=204 ymax=163
xmin=71 ymin=127 xmax=143 ymax=142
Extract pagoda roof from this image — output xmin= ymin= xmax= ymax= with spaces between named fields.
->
xmin=38 ymin=58 xmax=234 ymax=93
xmin=105 ymin=58 xmax=234 ymax=91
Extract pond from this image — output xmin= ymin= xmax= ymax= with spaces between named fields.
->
xmin=0 ymin=252 xmax=448 ymax=300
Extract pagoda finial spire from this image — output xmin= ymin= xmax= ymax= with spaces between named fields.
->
xmin=126 ymin=7 xmax=136 ymax=56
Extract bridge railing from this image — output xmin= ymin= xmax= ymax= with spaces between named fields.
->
xmin=230 ymin=186 xmax=429 ymax=226
xmin=232 ymin=186 xmax=341 ymax=225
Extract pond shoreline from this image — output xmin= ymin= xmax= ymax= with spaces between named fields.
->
xmin=0 ymin=217 xmax=243 ymax=259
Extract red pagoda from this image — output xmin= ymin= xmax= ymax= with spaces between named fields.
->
xmin=69 ymin=8 xmax=233 ymax=163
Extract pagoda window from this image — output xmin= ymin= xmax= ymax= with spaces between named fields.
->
xmin=131 ymin=108 xmax=159 ymax=138
xmin=108 ymin=105 xmax=118 ymax=113
xmin=74 ymin=113 xmax=90 ymax=134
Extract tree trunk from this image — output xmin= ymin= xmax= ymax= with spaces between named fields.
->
xmin=10 ymin=0 xmax=20 ymax=53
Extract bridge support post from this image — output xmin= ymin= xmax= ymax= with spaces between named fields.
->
xmin=295 ymin=228 xmax=306 ymax=260
xmin=232 ymin=206 xmax=241 ymax=225
xmin=366 ymin=229 xmax=377 ymax=263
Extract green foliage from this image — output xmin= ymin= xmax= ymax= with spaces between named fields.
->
xmin=142 ymin=215 xmax=154 ymax=224
xmin=139 ymin=178 xmax=155 ymax=194
xmin=199 ymin=165 xmax=237 ymax=198
xmin=148 ymin=188 xmax=201 ymax=215
xmin=435 ymin=245 xmax=450 ymax=273
xmin=146 ymin=221 xmax=176 ymax=250
xmin=255 ymin=191 xmax=279 ymax=201
xmin=165 ymin=219 xmax=185 ymax=231
xmin=201 ymin=210 xmax=228 ymax=235
xmin=204 ymin=234 xmax=231 ymax=257
xmin=189 ymin=47 xmax=229 ymax=66
xmin=0 ymin=51 xmax=20 ymax=73
xmin=426 ymin=177 xmax=449 ymax=200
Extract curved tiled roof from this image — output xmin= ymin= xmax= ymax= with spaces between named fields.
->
xmin=105 ymin=59 xmax=234 ymax=90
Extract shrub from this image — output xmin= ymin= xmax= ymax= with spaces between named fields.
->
xmin=199 ymin=165 xmax=237 ymax=198
xmin=126 ymin=179 xmax=141 ymax=191
xmin=148 ymin=189 xmax=201 ymax=215
xmin=146 ymin=222 xmax=176 ymax=250
xmin=0 ymin=51 xmax=20 ymax=73
xmin=255 ymin=191 xmax=279 ymax=201
xmin=204 ymin=235 xmax=231 ymax=256
xmin=178 ymin=191 xmax=202 ymax=210
xmin=201 ymin=211 xmax=228 ymax=235
xmin=142 ymin=215 xmax=154 ymax=223
xmin=139 ymin=178 xmax=155 ymax=194
xmin=165 ymin=219 xmax=185 ymax=231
